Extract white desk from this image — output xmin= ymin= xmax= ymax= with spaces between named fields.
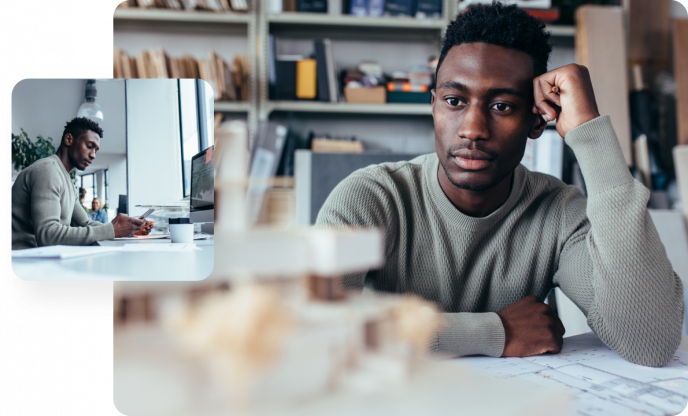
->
xmin=12 ymin=237 xmax=214 ymax=281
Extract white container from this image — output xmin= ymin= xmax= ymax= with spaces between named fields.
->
xmin=169 ymin=219 xmax=194 ymax=244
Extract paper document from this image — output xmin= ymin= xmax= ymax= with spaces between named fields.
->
xmin=120 ymin=243 xmax=200 ymax=252
xmin=455 ymin=332 xmax=688 ymax=416
xmin=12 ymin=245 xmax=121 ymax=260
xmin=114 ymin=235 xmax=169 ymax=241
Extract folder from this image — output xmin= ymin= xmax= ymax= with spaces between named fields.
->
xmin=296 ymin=59 xmax=317 ymax=99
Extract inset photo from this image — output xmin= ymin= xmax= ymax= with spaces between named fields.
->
xmin=11 ymin=78 xmax=216 ymax=281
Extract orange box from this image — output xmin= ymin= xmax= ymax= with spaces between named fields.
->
xmin=343 ymin=86 xmax=386 ymax=104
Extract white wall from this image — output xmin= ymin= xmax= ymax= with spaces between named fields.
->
xmin=126 ymin=79 xmax=183 ymax=217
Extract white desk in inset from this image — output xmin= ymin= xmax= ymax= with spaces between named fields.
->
xmin=12 ymin=237 xmax=214 ymax=281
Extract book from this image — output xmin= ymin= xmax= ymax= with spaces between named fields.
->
xmin=297 ymin=0 xmax=328 ymax=12
xmin=275 ymin=60 xmax=298 ymax=100
xmin=296 ymin=59 xmax=317 ymax=100
xmin=384 ymin=0 xmax=416 ymax=17
xmin=323 ymin=39 xmax=338 ymax=103
xmin=314 ymin=40 xmax=330 ymax=102
xmin=349 ymin=0 xmax=367 ymax=16
xmin=415 ymin=0 xmax=441 ymax=19
xmin=283 ymin=0 xmax=297 ymax=12
xmin=367 ymin=0 xmax=384 ymax=17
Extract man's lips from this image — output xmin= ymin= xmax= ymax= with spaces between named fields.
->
xmin=84 ymin=160 xmax=92 ymax=167
xmin=450 ymin=149 xmax=494 ymax=171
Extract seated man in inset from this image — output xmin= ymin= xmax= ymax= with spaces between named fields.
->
xmin=317 ymin=3 xmax=684 ymax=366
xmin=89 ymin=197 xmax=107 ymax=224
xmin=12 ymin=117 xmax=150 ymax=249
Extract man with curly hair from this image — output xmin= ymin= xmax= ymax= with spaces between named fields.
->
xmin=317 ymin=2 xmax=684 ymax=366
xmin=12 ymin=117 xmax=150 ymax=249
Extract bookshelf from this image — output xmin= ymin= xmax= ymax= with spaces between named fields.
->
xmin=113 ymin=2 xmax=577 ymax=151
xmin=265 ymin=101 xmax=433 ymax=115
xmin=113 ymin=5 xmax=258 ymax=138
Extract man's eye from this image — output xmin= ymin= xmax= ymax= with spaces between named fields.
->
xmin=445 ymin=98 xmax=462 ymax=106
xmin=492 ymin=103 xmax=511 ymax=112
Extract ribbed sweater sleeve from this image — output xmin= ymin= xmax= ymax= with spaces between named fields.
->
xmin=317 ymin=168 xmax=506 ymax=357
xmin=29 ymin=163 xmax=114 ymax=246
xmin=555 ymin=115 xmax=684 ymax=367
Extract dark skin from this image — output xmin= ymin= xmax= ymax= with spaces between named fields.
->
xmin=56 ymin=130 xmax=153 ymax=238
xmin=431 ymin=43 xmax=600 ymax=357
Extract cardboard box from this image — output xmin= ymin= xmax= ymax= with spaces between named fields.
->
xmin=344 ymin=86 xmax=386 ymax=104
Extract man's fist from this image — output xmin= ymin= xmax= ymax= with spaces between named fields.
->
xmin=497 ymin=295 xmax=565 ymax=357
xmin=532 ymin=63 xmax=601 ymax=138
xmin=112 ymin=214 xmax=146 ymax=238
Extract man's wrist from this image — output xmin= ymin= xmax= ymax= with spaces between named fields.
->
xmin=564 ymin=115 xmax=633 ymax=196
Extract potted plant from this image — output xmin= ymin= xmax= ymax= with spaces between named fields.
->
xmin=11 ymin=128 xmax=77 ymax=185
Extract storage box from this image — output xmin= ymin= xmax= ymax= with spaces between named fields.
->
xmin=344 ymin=86 xmax=386 ymax=104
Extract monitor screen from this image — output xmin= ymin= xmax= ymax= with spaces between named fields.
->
xmin=190 ymin=146 xmax=214 ymax=211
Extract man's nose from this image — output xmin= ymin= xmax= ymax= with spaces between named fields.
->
xmin=458 ymin=105 xmax=490 ymax=141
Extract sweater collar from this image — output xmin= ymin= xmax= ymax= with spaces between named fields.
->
xmin=423 ymin=153 xmax=526 ymax=232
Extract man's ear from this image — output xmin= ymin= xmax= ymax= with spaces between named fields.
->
xmin=431 ymin=89 xmax=436 ymax=105
xmin=528 ymin=114 xmax=548 ymax=140
xmin=62 ymin=133 xmax=74 ymax=146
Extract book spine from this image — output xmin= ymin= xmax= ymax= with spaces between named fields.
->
xmin=296 ymin=59 xmax=317 ymax=99
xmin=367 ymin=0 xmax=384 ymax=17
xmin=314 ymin=40 xmax=330 ymax=102
xmin=349 ymin=0 xmax=367 ymax=16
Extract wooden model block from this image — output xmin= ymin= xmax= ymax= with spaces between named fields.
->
xmin=675 ymin=19 xmax=688 ymax=146
xmin=627 ymin=0 xmax=672 ymax=68
xmin=307 ymin=274 xmax=346 ymax=301
xmin=576 ymin=6 xmax=633 ymax=165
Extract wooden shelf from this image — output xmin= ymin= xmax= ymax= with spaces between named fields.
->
xmin=114 ymin=8 xmax=253 ymax=24
xmin=266 ymin=101 xmax=433 ymax=115
xmin=268 ymin=13 xmax=446 ymax=29
xmin=214 ymin=101 xmax=252 ymax=112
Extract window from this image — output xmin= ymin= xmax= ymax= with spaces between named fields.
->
xmin=80 ymin=173 xmax=95 ymax=208
xmin=179 ymin=79 xmax=200 ymax=197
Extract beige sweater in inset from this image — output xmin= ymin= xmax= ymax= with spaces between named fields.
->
xmin=12 ymin=155 xmax=114 ymax=250
xmin=316 ymin=116 xmax=684 ymax=367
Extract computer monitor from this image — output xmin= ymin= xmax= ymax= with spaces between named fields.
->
xmin=189 ymin=146 xmax=214 ymax=224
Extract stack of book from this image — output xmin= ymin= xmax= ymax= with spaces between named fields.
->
xmin=271 ymin=0 xmax=441 ymax=17
xmin=118 ymin=0 xmax=249 ymax=12
xmin=269 ymin=38 xmax=338 ymax=102
xmin=113 ymin=47 xmax=250 ymax=102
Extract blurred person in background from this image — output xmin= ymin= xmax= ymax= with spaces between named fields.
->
xmin=89 ymin=197 xmax=107 ymax=224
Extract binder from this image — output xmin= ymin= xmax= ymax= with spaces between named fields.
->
xmin=296 ymin=59 xmax=317 ymax=99
xmin=276 ymin=60 xmax=298 ymax=100
xmin=314 ymin=40 xmax=330 ymax=102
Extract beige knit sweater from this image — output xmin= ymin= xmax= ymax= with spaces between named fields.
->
xmin=316 ymin=116 xmax=684 ymax=367
xmin=12 ymin=155 xmax=114 ymax=250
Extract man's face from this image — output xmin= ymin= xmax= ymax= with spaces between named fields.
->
xmin=432 ymin=42 xmax=544 ymax=192
xmin=92 ymin=200 xmax=100 ymax=211
xmin=66 ymin=130 xmax=100 ymax=171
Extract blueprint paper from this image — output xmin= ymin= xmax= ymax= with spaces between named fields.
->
xmin=454 ymin=332 xmax=688 ymax=416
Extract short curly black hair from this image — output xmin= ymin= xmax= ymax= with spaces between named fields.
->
xmin=62 ymin=117 xmax=103 ymax=144
xmin=437 ymin=1 xmax=552 ymax=80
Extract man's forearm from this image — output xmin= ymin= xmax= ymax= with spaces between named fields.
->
xmin=433 ymin=312 xmax=505 ymax=357
xmin=564 ymin=116 xmax=684 ymax=367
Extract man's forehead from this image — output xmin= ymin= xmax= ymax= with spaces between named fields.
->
xmin=438 ymin=42 xmax=535 ymax=89
xmin=82 ymin=130 xmax=101 ymax=144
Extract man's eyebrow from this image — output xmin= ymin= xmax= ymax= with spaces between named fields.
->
xmin=437 ymin=81 xmax=467 ymax=91
xmin=437 ymin=82 xmax=527 ymax=99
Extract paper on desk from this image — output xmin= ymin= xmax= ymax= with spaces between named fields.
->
xmin=455 ymin=332 xmax=688 ymax=416
xmin=11 ymin=245 xmax=122 ymax=259
xmin=120 ymin=243 xmax=200 ymax=252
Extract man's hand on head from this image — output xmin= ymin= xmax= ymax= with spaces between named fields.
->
xmin=112 ymin=214 xmax=147 ymax=238
xmin=497 ymin=295 xmax=565 ymax=357
xmin=532 ymin=64 xmax=601 ymax=138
